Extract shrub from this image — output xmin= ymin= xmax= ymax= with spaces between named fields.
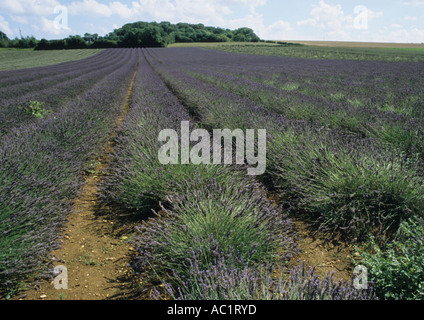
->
xmin=359 ymin=216 xmax=424 ymax=300
xmin=157 ymin=262 xmax=374 ymax=300
xmin=269 ymin=128 xmax=424 ymax=240
xmin=19 ymin=101 xmax=51 ymax=119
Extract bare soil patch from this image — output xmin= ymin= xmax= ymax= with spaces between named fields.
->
xmin=288 ymin=219 xmax=355 ymax=283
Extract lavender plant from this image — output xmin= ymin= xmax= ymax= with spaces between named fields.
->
xmin=0 ymin=49 xmax=132 ymax=134
xmin=159 ymin=259 xmax=374 ymax=300
xmin=103 ymin=51 xmax=297 ymax=301
xmin=144 ymin=47 xmax=424 ymax=241
xmin=0 ymin=48 xmax=140 ymax=296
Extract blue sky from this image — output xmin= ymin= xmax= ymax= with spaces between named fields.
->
xmin=0 ymin=0 xmax=423 ymax=43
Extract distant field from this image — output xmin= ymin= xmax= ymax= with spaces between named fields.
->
xmin=0 ymin=48 xmax=104 ymax=71
xmin=170 ymin=41 xmax=424 ymax=62
xmin=169 ymin=41 xmax=282 ymax=48
xmin=281 ymin=40 xmax=424 ymax=49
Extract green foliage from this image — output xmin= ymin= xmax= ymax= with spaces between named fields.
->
xmin=233 ymin=27 xmax=260 ymax=42
xmin=359 ymin=216 xmax=424 ymax=300
xmin=146 ymin=172 xmax=284 ymax=278
xmin=0 ymin=31 xmax=9 ymax=48
xmin=0 ymin=30 xmax=8 ymax=41
xmin=121 ymin=26 xmax=167 ymax=47
xmin=19 ymin=101 xmax=51 ymax=119
xmin=0 ymin=31 xmax=38 ymax=49
xmin=268 ymin=129 xmax=424 ymax=240
xmin=7 ymin=22 xmax=261 ymax=50
xmin=107 ymin=22 xmax=260 ymax=47
xmin=83 ymin=33 xmax=99 ymax=44
xmin=65 ymin=35 xmax=88 ymax=49
xmin=35 ymin=36 xmax=87 ymax=50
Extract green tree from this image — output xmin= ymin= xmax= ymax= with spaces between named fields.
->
xmin=121 ymin=26 xmax=167 ymax=47
xmin=83 ymin=33 xmax=98 ymax=44
xmin=233 ymin=27 xmax=260 ymax=42
xmin=0 ymin=30 xmax=9 ymax=47
xmin=65 ymin=35 xmax=88 ymax=49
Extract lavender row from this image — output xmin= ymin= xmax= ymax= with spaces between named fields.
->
xmin=0 ymin=48 xmax=139 ymax=295
xmin=0 ymin=49 xmax=134 ymax=134
xmin=0 ymin=49 xmax=118 ymax=88
xmin=154 ymin=47 xmax=423 ymax=111
xmin=102 ymin=50 xmax=373 ymax=300
xmin=144 ymin=48 xmax=424 ymax=241
xmin=103 ymin=51 xmax=299 ymax=298
xmin=0 ymin=49 xmax=124 ymax=100
xmin=151 ymin=48 xmax=424 ymax=157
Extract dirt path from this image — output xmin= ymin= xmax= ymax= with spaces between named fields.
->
xmin=288 ymin=219 xmax=355 ymax=282
xmin=17 ymin=70 xmax=138 ymax=300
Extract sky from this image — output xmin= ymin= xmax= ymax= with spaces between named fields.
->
xmin=0 ymin=0 xmax=423 ymax=43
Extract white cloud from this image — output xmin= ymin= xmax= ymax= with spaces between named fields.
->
xmin=0 ymin=0 xmax=26 ymax=15
xmin=38 ymin=16 xmax=72 ymax=35
xmin=0 ymin=0 xmax=71 ymax=37
xmin=0 ymin=15 xmax=13 ymax=37
xmin=373 ymin=27 xmax=424 ymax=43
xmin=404 ymin=15 xmax=418 ymax=21
xmin=0 ymin=0 xmax=61 ymax=16
xmin=296 ymin=1 xmax=383 ymax=40
xmin=66 ymin=0 xmax=268 ymax=26
xmin=66 ymin=0 xmax=233 ymax=21
xmin=68 ymin=0 xmax=115 ymax=17
xmin=264 ymin=20 xmax=293 ymax=40
xmin=4 ymin=0 xmax=420 ymax=43
xmin=0 ymin=0 xmax=267 ymax=38
xmin=391 ymin=23 xmax=403 ymax=29
xmin=402 ymin=0 xmax=424 ymax=5
xmin=64 ymin=0 xmax=280 ymax=39
xmin=10 ymin=15 xmax=29 ymax=25
xmin=297 ymin=2 xmax=348 ymax=30
xmin=189 ymin=3 xmax=293 ymax=40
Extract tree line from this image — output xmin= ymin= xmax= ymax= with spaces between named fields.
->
xmin=0 ymin=22 xmax=261 ymax=50
xmin=0 ymin=31 xmax=37 ymax=49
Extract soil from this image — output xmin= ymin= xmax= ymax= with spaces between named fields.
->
xmin=288 ymin=219 xmax=356 ymax=283
xmin=14 ymin=70 xmax=138 ymax=300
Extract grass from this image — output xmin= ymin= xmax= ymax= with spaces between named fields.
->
xmin=170 ymin=42 xmax=424 ymax=62
xmin=383 ymin=47 xmax=424 ymax=52
xmin=0 ymin=48 xmax=104 ymax=71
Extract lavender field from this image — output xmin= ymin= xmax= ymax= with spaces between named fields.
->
xmin=1 ymin=47 xmax=423 ymax=300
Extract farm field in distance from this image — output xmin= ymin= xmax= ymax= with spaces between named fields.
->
xmin=0 ymin=48 xmax=104 ymax=71
xmin=1 ymin=43 xmax=423 ymax=301
xmin=169 ymin=41 xmax=424 ymax=62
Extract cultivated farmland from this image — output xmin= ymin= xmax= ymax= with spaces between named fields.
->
xmin=1 ymin=46 xmax=423 ymax=300
xmin=0 ymin=49 xmax=104 ymax=71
